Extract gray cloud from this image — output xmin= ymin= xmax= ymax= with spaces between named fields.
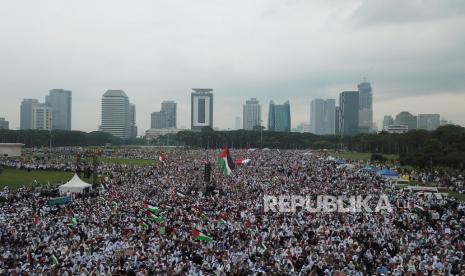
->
xmin=0 ymin=0 xmax=464 ymax=132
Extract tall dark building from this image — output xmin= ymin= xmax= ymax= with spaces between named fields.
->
xmin=268 ymin=100 xmax=291 ymax=132
xmin=161 ymin=101 xmax=177 ymax=128
xmin=335 ymin=107 xmax=341 ymax=135
xmin=45 ymin=89 xmax=72 ymax=130
xmin=20 ymin=99 xmax=39 ymax=130
xmin=151 ymin=101 xmax=177 ymax=129
xmin=357 ymin=82 xmax=373 ymax=133
xmin=339 ymin=91 xmax=359 ymax=136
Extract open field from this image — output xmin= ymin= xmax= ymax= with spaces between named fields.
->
xmin=0 ymin=169 xmax=91 ymax=189
xmin=336 ymin=152 xmax=399 ymax=161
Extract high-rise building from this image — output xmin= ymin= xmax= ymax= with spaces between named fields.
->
xmin=0 ymin=118 xmax=9 ymax=129
xmin=161 ymin=101 xmax=177 ymax=128
xmin=45 ymin=89 xmax=72 ymax=130
xmin=417 ymin=114 xmax=440 ymax=131
xmin=310 ymin=99 xmax=335 ymax=135
xmin=99 ymin=90 xmax=132 ymax=139
xmin=129 ymin=104 xmax=137 ymax=138
xmin=339 ymin=91 xmax=359 ymax=136
xmin=382 ymin=115 xmax=394 ymax=131
xmin=191 ymin=89 xmax=213 ymax=130
xmin=395 ymin=111 xmax=417 ymax=131
xmin=32 ymin=103 xmax=52 ymax=130
xmin=151 ymin=111 xmax=166 ymax=129
xmin=335 ymin=107 xmax=340 ymax=135
xmin=151 ymin=101 xmax=177 ymax=129
xmin=243 ymin=98 xmax=261 ymax=130
xmin=268 ymin=100 xmax=291 ymax=132
xmin=358 ymin=82 xmax=373 ymax=133
xmin=235 ymin=116 xmax=241 ymax=130
xmin=20 ymin=99 xmax=39 ymax=130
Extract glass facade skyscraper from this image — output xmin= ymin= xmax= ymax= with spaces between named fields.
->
xmin=45 ymin=89 xmax=72 ymax=130
xmin=268 ymin=100 xmax=291 ymax=132
xmin=339 ymin=91 xmax=359 ymax=136
xmin=243 ymin=98 xmax=261 ymax=130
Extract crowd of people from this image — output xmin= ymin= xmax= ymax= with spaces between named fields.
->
xmin=0 ymin=147 xmax=464 ymax=275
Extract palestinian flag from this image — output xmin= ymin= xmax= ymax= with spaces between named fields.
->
xmin=141 ymin=221 xmax=150 ymax=230
xmin=159 ymin=227 xmax=166 ymax=235
xmin=235 ymin=158 xmax=251 ymax=166
xmin=149 ymin=213 xmax=164 ymax=223
xmin=414 ymin=204 xmax=425 ymax=212
xmin=159 ymin=152 xmax=166 ymax=162
xmin=218 ymin=219 xmax=228 ymax=225
xmin=34 ymin=215 xmax=40 ymax=225
xmin=218 ymin=148 xmax=235 ymax=176
xmin=146 ymin=204 xmax=160 ymax=214
xmin=68 ymin=217 xmax=77 ymax=227
xmin=50 ymin=254 xmax=59 ymax=265
xmin=192 ymin=228 xmax=213 ymax=242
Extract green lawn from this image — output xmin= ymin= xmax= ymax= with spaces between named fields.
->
xmin=336 ymin=152 xmax=399 ymax=161
xmin=448 ymin=191 xmax=465 ymax=202
xmin=0 ymin=169 xmax=90 ymax=189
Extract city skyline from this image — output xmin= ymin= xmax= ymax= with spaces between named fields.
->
xmin=1 ymin=1 xmax=465 ymax=132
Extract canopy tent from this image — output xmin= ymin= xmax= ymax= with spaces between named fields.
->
xmin=58 ymin=174 xmax=92 ymax=195
xmin=376 ymin=169 xmax=399 ymax=178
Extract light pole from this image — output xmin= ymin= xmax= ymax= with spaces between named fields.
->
xmin=259 ymin=120 xmax=263 ymax=149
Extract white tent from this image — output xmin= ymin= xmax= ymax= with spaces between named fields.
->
xmin=58 ymin=174 xmax=92 ymax=195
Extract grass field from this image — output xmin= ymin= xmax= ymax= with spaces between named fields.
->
xmin=449 ymin=192 xmax=465 ymax=202
xmin=0 ymin=169 xmax=90 ymax=189
xmin=336 ymin=152 xmax=399 ymax=161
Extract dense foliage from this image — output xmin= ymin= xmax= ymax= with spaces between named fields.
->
xmin=165 ymin=125 xmax=465 ymax=169
xmin=1 ymin=125 xmax=464 ymax=169
xmin=0 ymin=129 xmax=124 ymax=147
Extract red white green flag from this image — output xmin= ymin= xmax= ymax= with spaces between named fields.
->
xmin=192 ymin=228 xmax=213 ymax=242
xmin=218 ymin=148 xmax=235 ymax=176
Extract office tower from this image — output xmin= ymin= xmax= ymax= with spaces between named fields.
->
xmin=20 ymin=99 xmax=39 ymax=130
xmin=268 ymin=100 xmax=291 ymax=132
xmin=32 ymin=103 xmax=52 ymax=130
xmin=129 ymin=104 xmax=137 ymax=138
xmin=151 ymin=111 xmax=166 ymax=129
xmin=151 ymin=101 xmax=177 ymax=129
xmin=243 ymin=98 xmax=261 ymax=130
xmin=0 ymin=118 xmax=9 ymax=129
xmin=335 ymin=107 xmax=340 ymax=135
xmin=339 ymin=91 xmax=359 ymax=136
xmin=417 ymin=114 xmax=440 ymax=131
xmin=99 ymin=90 xmax=131 ymax=139
xmin=45 ymin=89 xmax=72 ymax=130
xmin=161 ymin=101 xmax=177 ymax=128
xmin=235 ymin=116 xmax=241 ymax=130
xmin=383 ymin=115 xmax=394 ymax=131
xmin=310 ymin=99 xmax=335 ymax=135
xmin=191 ymin=88 xmax=213 ymax=130
xmin=358 ymin=81 xmax=373 ymax=133
xmin=395 ymin=111 xmax=417 ymax=131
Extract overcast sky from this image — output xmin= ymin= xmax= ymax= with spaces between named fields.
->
xmin=1 ymin=0 xmax=464 ymax=133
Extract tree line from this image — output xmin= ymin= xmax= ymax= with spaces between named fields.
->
xmin=160 ymin=125 xmax=464 ymax=169
xmin=1 ymin=125 xmax=464 ymax=169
